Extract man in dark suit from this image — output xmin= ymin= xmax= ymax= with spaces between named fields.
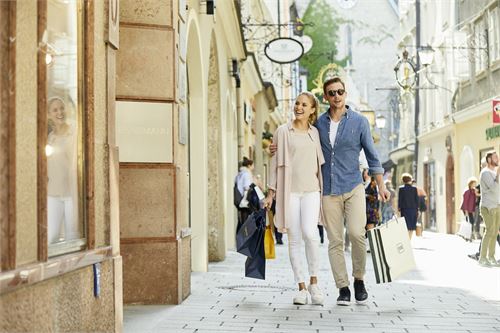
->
xmin=398 ymin=173 xmax=419 ymax=239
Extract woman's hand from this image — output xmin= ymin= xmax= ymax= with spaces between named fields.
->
xmin=264 ymin=190 xmax=274 ymax=209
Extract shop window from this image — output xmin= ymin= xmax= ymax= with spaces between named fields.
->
xmin=489 ymin=7 xmax=500 ymax=63
xmin=44 ymin=0 xmax=86 ymax=257
xmin=473 ymin=18 xmax=487 ymax=74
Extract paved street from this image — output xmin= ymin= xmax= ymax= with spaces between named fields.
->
xmin=124 ymin=232 xmax=500 ymax=333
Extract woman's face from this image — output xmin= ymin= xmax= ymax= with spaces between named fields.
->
xmin=294 ymin=94 xmax=315 ymax=122
xmin=48 ymin=99 xmax=66 ymax=125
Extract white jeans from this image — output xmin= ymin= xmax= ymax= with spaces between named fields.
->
xmin=48 ymin=196 xmax=79 ymax=244
xmin=288 ymin=191 xmax=321 ymax=284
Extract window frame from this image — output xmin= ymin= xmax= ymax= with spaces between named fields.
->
xmin=0 ymin=1 xmax=16 ymax=272
xmin=37 ymin=0 xmax=95 ymax=261
xmin=488 ymin=6 xmax=500 ymax=63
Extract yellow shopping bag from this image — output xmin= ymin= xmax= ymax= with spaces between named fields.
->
xmin=264 ymin=211 xmax=276 ymax=259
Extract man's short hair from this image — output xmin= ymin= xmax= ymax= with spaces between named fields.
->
xmin=485 ymin=150 xmax=496 ymax=164
xmin=323 ymin=77 xmax=346 ymax=95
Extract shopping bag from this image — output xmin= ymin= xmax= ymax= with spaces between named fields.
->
xmin=457 ymin=219 xmax=472 ymax=240
xmin=367 ymin=216 xmax=416 ymax=284
xmin=236 ymin=209 xmax=266 ymax=258
xmin=245 ymin=224 xmax=266 ymax=279
xmin=264 ymin=226 xmax=275 ymax=259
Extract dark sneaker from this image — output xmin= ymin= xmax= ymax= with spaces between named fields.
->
xmin=336 ymin=287 xmax=351 ymax=306
xmin=354 ymin=280 xmax=368 ymax=304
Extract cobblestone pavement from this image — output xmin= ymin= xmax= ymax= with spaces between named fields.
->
xmin=124 ymin=232 xmax=500 ymax=333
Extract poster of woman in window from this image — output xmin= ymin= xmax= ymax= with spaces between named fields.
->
xmin=46 ymin=0 xmax=83 ymax=247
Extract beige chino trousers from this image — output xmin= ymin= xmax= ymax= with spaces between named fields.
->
xmin=322 ymin=183 xmax=366 ymax=289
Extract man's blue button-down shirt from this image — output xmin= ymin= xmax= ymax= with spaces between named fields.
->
xmin=315 ymin=105 xmax=384 ymax=196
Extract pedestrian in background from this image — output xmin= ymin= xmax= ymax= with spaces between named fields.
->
xmin=412 ymin=179 xmax=427 ymax=230
xmin=478 ymin=151 xmax=500 ymax=267
xmin=381 ymin=180 xmax=396 ymax=223
xmin=460 ymin=177 xmax=478 ymax=241
xmin=235 ymin=157 xmax=255 ymax=233
xmin=473 ymin=157 xmax=487 ymax=240
xmin=265 ymin=91 xmax=325 ymax=305
xmin=398 ymin=173 xmax=419 ymax=239
xmin=364 ymin=169 xmax=380 ymax=231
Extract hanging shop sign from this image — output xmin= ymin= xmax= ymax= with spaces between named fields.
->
xmin=264 ymin=37 xmax=304 ymax=64
xmin=493 ymin=99 xmax=500 ymax=124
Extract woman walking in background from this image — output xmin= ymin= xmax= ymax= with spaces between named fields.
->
xmin=461 ymin=177 xmax=478 ymax=241
xmin=398 ymin=173 xmax=419 ymax=239
xmin=264 ymin=92 xmax=325 ymax=305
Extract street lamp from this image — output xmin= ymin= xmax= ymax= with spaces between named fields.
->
xmin=418 ymin=45 xmax=435 ymax=66
xmin=375 ymin=114 xmax=387 ymax=129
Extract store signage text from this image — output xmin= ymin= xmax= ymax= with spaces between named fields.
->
xmin=486 ymin=125 xmax=500 ymax=140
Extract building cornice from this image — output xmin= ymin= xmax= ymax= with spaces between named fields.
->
xmin=454 ymin=96 xmax=499 ymax=124
xmin=217 ymin=0 xmax=246 ymax=60
xmin=418 ymin=122 xmax=454 ymax=142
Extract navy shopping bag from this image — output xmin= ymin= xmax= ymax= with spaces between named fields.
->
xmin=244 ymin=217 xmax=266 ymax=280
xmin=236 ymin=209 xmax=266 ymax=258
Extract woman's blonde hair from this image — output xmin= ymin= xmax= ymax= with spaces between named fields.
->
xmin=401 ymin=173 xmax=413 ymax=184
xmin=297 ymin=91 xmax=321 ymax=125
xmin=467 ymin=177 xmax=478 ymax=188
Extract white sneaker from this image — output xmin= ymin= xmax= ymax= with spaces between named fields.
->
xmin=488 ymin=258 xmax=500 ymax=267
xmin=293 ymin=289 xmax=310 ymax=305
xmin=478 ymin=258 xmax=491 ymax=267
xmin=308 ymin=284 xmax=324 ymax=305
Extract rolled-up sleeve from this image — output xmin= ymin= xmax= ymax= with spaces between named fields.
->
xmin=360 ymin=117 xmax=384 ymax=175
xmin=268 ymin=130 xmax=279 ymax=191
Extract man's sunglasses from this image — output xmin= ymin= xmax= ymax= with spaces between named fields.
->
xmin=327 ymin=89 xmax=345 ymax=97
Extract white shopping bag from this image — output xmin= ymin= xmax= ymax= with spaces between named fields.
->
xmin=367 ymin=216 xmax=416 ymax=284
xmin=456 ymin=219 xmax=472 ymax=240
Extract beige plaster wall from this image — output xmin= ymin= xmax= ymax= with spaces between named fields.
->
xmin=120 ymin=0 xmax=172 ymax=26
xmin=207 ymin=37 xmax=225 ymax=262
xmin=122 ymin=241 xmax=179 ymax=304
xmin=15 ymin=0 xmax=38 ymax=266
xmin=0 ymin=259 xmax=115 ymax=332
xmin=116 ymin=26 xmax=174 ymax=100
xmin=119 ymin=168 xmax=175 ymax=238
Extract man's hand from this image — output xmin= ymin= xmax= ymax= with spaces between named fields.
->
xmin=269 ymin=142 xmax=277 ymax=156
xmin=379 ymin=186 xmax=391 ymax=202
xmin=375 ymin=174 xmax=390 ymax=202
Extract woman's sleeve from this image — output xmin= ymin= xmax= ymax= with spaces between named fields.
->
xmin=267 ymin=128 xmax=279 ymax=191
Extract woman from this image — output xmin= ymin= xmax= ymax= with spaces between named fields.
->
xmin=264 ymin=92 xmax=325 ymax=305
xmin=398 ymin=173 xmax=419 ymax=239
xmin=364 ymin=169 xmax=380 ymax=230
xmin=235 ymin=157 xmax=256 ymax=233
xmin=461 ymin=177 xmax=478 ymax=240
xmin=47 ymin=97 xmax=80 ymax=244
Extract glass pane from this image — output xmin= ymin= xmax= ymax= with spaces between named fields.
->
xmin=46 ymin=0 xmax=84 ymax=250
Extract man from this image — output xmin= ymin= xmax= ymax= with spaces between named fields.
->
xmin=316 ymin=77 xmax=390 ymax=305
xmin=477 ymin=151 xmax=500 ymax=267
xmin=270 ymin=78 xmax=389 ymax=304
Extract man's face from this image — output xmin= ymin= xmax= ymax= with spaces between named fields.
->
xmin=490 ymin=153 xmax=499 ymax=167
xmin=323 ymin=82 xmax=346 ymax=110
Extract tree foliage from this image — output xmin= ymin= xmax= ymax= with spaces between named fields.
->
xmin=299 ymin=0 xmax=346 ymax=91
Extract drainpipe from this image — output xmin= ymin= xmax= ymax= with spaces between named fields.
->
xmin=232 ymin=59 xmax=243 ymax=161
xmin=236 ymin=85 xmax=244 ymax=161
xmin=414 ymin=0 xmax=421 ymax=181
